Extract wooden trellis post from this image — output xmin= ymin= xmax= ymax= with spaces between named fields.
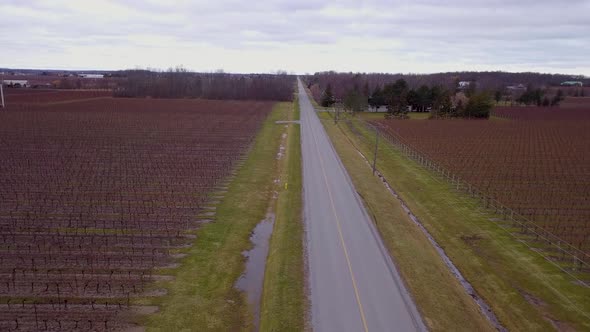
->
xmin=0 ymin=83 xmax=5 ymax=108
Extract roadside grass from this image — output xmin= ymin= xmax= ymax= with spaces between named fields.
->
xmin=259 ymin=97 xmax=305 ymax=331
xmin=407 ymin=112 xmax=430 ymax=119
xmin=294 ymin=96 xmax=300 ymax=119
xmin=360 ymin=111 xmax=508 ymax=121
xmin=359 ymin=112 xmax=430 ymax=121
xmin=303 ymin=85 xmax=331 ymax=111
xmin=138 ymin=103 xmax=289 ymax=331
xmin=329 ymin=114 xmax=590 ymax=331
xmin=359 ymin=112 xmax=386 ymax=120
xmin=317 ymin=112 xmax=493 ymax=331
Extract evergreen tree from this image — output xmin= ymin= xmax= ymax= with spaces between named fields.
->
xmin=465 ymin=92 xmax=493 ymax=118
xmin=321 ymin=84 xmax=335 ymax=107
xmin=343 ymin=89 xmax=368 ymax=114
xmin=406 ymin=89 xmax=419 ymax=111
xmin=383 ymin=79 xmax=409 ymax=118
xmin=494 ymin=90 xmax=503 ymax=103
xmin=369 ymin=86 xmax=385 ymax=108
xmin=431 ymin=89 xmax=453 ymax=118
xmin=417 ymin=85 xmax=432 ymax=111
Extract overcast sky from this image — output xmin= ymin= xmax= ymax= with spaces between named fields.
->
xmin=1 ymin=0 xmax=589 ymax=75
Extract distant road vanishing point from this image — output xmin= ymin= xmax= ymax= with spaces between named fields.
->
xmin=298 ymin=78 xmax=426 ymax=332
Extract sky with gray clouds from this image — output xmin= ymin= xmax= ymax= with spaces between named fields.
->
xmin=1 ymin=0 xmax=589 ymax=75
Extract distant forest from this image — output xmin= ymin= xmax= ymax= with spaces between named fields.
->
xmin=304 ymin=71 xmax=589 ymax=102
xmin=115 ymin=69 xmax=295 ymax=101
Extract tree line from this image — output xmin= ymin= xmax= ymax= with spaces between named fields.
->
xmin=515 ymin=87 xmax=568 ymax=106
xmin=320 ymin=79 xmax=493 ymax=119
xmin=115 ymin=69 xmax=295 ymax=101
xmin=306 ymin=71 xmax=588 ymax=103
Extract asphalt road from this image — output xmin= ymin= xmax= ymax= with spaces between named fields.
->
xmin=298 ymin=78 xmax=425 ymax=332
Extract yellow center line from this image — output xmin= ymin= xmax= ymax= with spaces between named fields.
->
xmin=305 ymin=102 xmax=370 ymax=332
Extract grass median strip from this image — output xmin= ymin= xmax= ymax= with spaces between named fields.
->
xmin=260 ymin=96 xmax=305 ymax=331
xmin=138 ymin=103 xmax=289 ymax=331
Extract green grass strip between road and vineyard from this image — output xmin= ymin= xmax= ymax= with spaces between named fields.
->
xmin=259 ymin=95 xmax=306 ymax=331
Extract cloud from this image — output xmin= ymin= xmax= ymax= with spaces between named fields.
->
xmin=0 ymin=0 xmax=588 ymax=75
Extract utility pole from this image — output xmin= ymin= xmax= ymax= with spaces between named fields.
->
xmin=0 ymin=82 xmax=5 ymax=109
xmin=372 ymin=126 xmax=379 ymax=174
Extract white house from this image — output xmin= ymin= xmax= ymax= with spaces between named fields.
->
xmin=506 ymin=83 xmax=526 ymax=91
xmin=2 ymin=80 xmax=29 ymax=87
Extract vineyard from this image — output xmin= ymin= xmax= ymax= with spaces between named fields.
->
xmin=0 ymin=97 xmax=273 ymax=330
xmin=371 ymin=112 xmax=590 ymax=260
xmin=492 ymin=105 xmax=590 ymax=120
xmin=560 ymin=97 xmax=590 ymax=109
xmin=3 ymin=89 xmax=112 ymax=104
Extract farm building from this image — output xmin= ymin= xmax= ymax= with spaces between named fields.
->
xmin=560 ymin=81 xmax=583 ymax=87
xmin=506 ymin=83 xmax=526 ymax=91
xmin=2 ymin=79 xmax=29 ymax=87
xmin=78 ymin=73 xmax=104 ymax=79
